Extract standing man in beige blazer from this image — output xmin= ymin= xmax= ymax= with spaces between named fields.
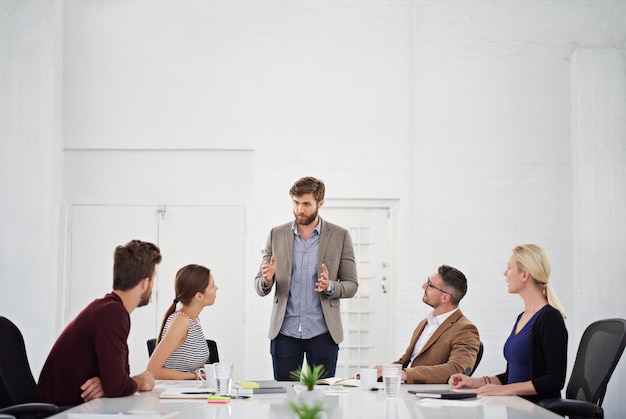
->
xmin=376 ymin=265 xmax=480 ymax=384
xmin=254 ymin=176 xmax=358 ymax=380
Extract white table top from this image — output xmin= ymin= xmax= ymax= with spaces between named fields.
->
xmin=49 ymin=380 xmax=563 ymax=419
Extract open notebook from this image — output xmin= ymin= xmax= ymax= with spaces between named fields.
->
xmin=315 ymin=377 xmax=360 ymax=387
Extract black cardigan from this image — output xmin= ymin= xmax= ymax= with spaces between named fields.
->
xmin=496 ymin=304 xmax=568 ymax=403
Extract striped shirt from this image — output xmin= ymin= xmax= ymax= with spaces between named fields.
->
xmin=161 ymin=312 xmax=210 ymax=372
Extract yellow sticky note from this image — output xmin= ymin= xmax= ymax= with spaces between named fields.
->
xmin=235 ymin=381 xmax=260 ymax=389
xmin=207 ymin=395 xmax=231 ymax=404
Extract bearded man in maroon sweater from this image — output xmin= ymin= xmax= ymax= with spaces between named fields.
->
xmin=36 ymin=240 xmax=162 ymax=406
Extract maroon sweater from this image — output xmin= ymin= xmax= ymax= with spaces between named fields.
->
xmin=36 ymin=293 xmax=138 ymax=406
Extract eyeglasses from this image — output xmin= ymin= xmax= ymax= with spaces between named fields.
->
xmin=426 ymin=278 xmax=449 ymax=294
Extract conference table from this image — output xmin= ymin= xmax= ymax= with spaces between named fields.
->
xmin=48 ymin=380 xmax=563 ymax=418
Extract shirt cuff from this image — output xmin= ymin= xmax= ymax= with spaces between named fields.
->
xmin=325 ymin=281 xmax=335 ymax=295
xmin=261 ymin=278 xmax=274 ymax=292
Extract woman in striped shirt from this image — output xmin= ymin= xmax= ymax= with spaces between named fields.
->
xmin=147 ymin=264 xmax=217 ymax=379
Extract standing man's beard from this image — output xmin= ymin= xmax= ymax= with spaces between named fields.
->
xmin=294 ymin=209 xmax=318 ymax=226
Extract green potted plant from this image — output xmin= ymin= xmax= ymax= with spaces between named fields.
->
xmin=290 ymin=364 xmax=326 ymax=411
xmin=291 ymin=364 xmax=325 ymax=391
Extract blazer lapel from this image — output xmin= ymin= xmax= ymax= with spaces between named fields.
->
xmin=318 ymin=219 xmax=331 ymax=269
xmin=416 ymin=310 xmax=463 ymax=357
xmin=284 ymin=223 xmax=294 ymax=281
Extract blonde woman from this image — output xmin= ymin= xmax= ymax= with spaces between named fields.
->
xmin=450 ymin=244 xmax=567 ymax=403
xmin=147 ymin=264 xmax=218 ymax=380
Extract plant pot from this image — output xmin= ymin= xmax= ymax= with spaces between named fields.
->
xmin=296 ymin=389 xmax=325 ymax=409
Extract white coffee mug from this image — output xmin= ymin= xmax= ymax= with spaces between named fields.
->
xmin=357 ymin=368 xmax=378 ymax=391
xmin=197 ymin=364 xmax=217 ymax=389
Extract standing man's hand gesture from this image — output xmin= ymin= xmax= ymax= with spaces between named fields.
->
xmin=315 ymin=263 xmax=330 ymax=293
xmin=262 ymin=255 xmax=276 ymax=287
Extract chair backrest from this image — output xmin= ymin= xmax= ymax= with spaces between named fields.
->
xmin=147 ymin=338 xmax=219 ymax=364
xmin=207 ymin=339 xmax=219 ymax=364
xmin=468 ymin=341 xmax=484 ymax=377
xmin=0 ymin=317 xmax=37 ymax=408
xmin=146 ymin=338 xmax=157 ymax=357
xmin=565 ymin=318 xmax=626 ymax=406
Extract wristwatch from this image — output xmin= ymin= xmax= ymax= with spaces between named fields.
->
xmin=326 ymin=281 xmax=333 ymax=293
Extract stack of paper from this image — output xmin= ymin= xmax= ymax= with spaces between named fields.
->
xmin=231 ymin=380 xmax=287 ymax=395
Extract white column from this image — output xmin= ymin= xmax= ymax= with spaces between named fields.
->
xmin=571 ymin=48 xmax=626 ymax=417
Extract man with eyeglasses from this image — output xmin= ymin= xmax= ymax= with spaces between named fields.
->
xmin=375 ymin=265 xmax=480 ymax=383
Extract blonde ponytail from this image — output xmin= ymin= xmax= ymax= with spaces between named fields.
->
xmin=545 ymin=282 xmax=567 ymax=319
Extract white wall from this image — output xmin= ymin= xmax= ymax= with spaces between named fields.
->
xmin=61 ymin=0 xmax=414 ymax=382
xmin=0 ymin=0 xmax=63 ymax=375
xmin=2 ymin=0 xmax=626 ymax=415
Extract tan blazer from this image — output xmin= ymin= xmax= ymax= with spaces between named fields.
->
xmin=395 ymin=309 xmax=480 ymax=384
xmin=254 ymin=220 xmax=358 ymax=344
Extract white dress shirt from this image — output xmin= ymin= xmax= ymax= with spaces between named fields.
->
xmin=409 ymin=308 xmax=459 ymax=365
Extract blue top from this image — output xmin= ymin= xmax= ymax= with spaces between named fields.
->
xmin=280 ymin=218 xmax=328 ymax=339
xmin=497 ymin=305 xmax=568 ymax=403
xmin=504 ymin=305 xmax=548 ymax=384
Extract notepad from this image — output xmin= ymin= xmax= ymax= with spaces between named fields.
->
xmin=207 ymin=395 xmax=231 ymax=404
xmin=408 ymin=389 xmax=477 ymax=399
xmin=235 ymin=380 xmax=262 ymax=389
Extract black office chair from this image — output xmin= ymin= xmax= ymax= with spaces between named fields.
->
xmin=147 ymin=338 xmax=219 ymax=364
xmin=468 ymin=341 xmax=484 ymax=376
xmin=0 ymin=317 xmax=59 ymax=419
xmin=539 ymin=318 xmax=626 ymax=419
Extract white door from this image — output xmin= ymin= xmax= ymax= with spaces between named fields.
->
xmin=322 ymin=205 xmax=392 ymax=377
xmin=67 ymin=205 xmax=244 ymax=377
xmin=154 ymin=205 xmax=245 ymax=377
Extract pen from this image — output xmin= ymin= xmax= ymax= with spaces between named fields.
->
xmin=182 ymin=391 xmax=216 ymax=395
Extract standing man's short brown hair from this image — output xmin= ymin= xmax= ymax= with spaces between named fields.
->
xmin=289 ymin=176 xmax=325 ymax=202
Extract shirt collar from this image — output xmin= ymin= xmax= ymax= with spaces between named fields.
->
xmin=426 ymin=307 xmax=459 ymax=327
xmin=291 ymin=217 xmax=322 ymax=237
